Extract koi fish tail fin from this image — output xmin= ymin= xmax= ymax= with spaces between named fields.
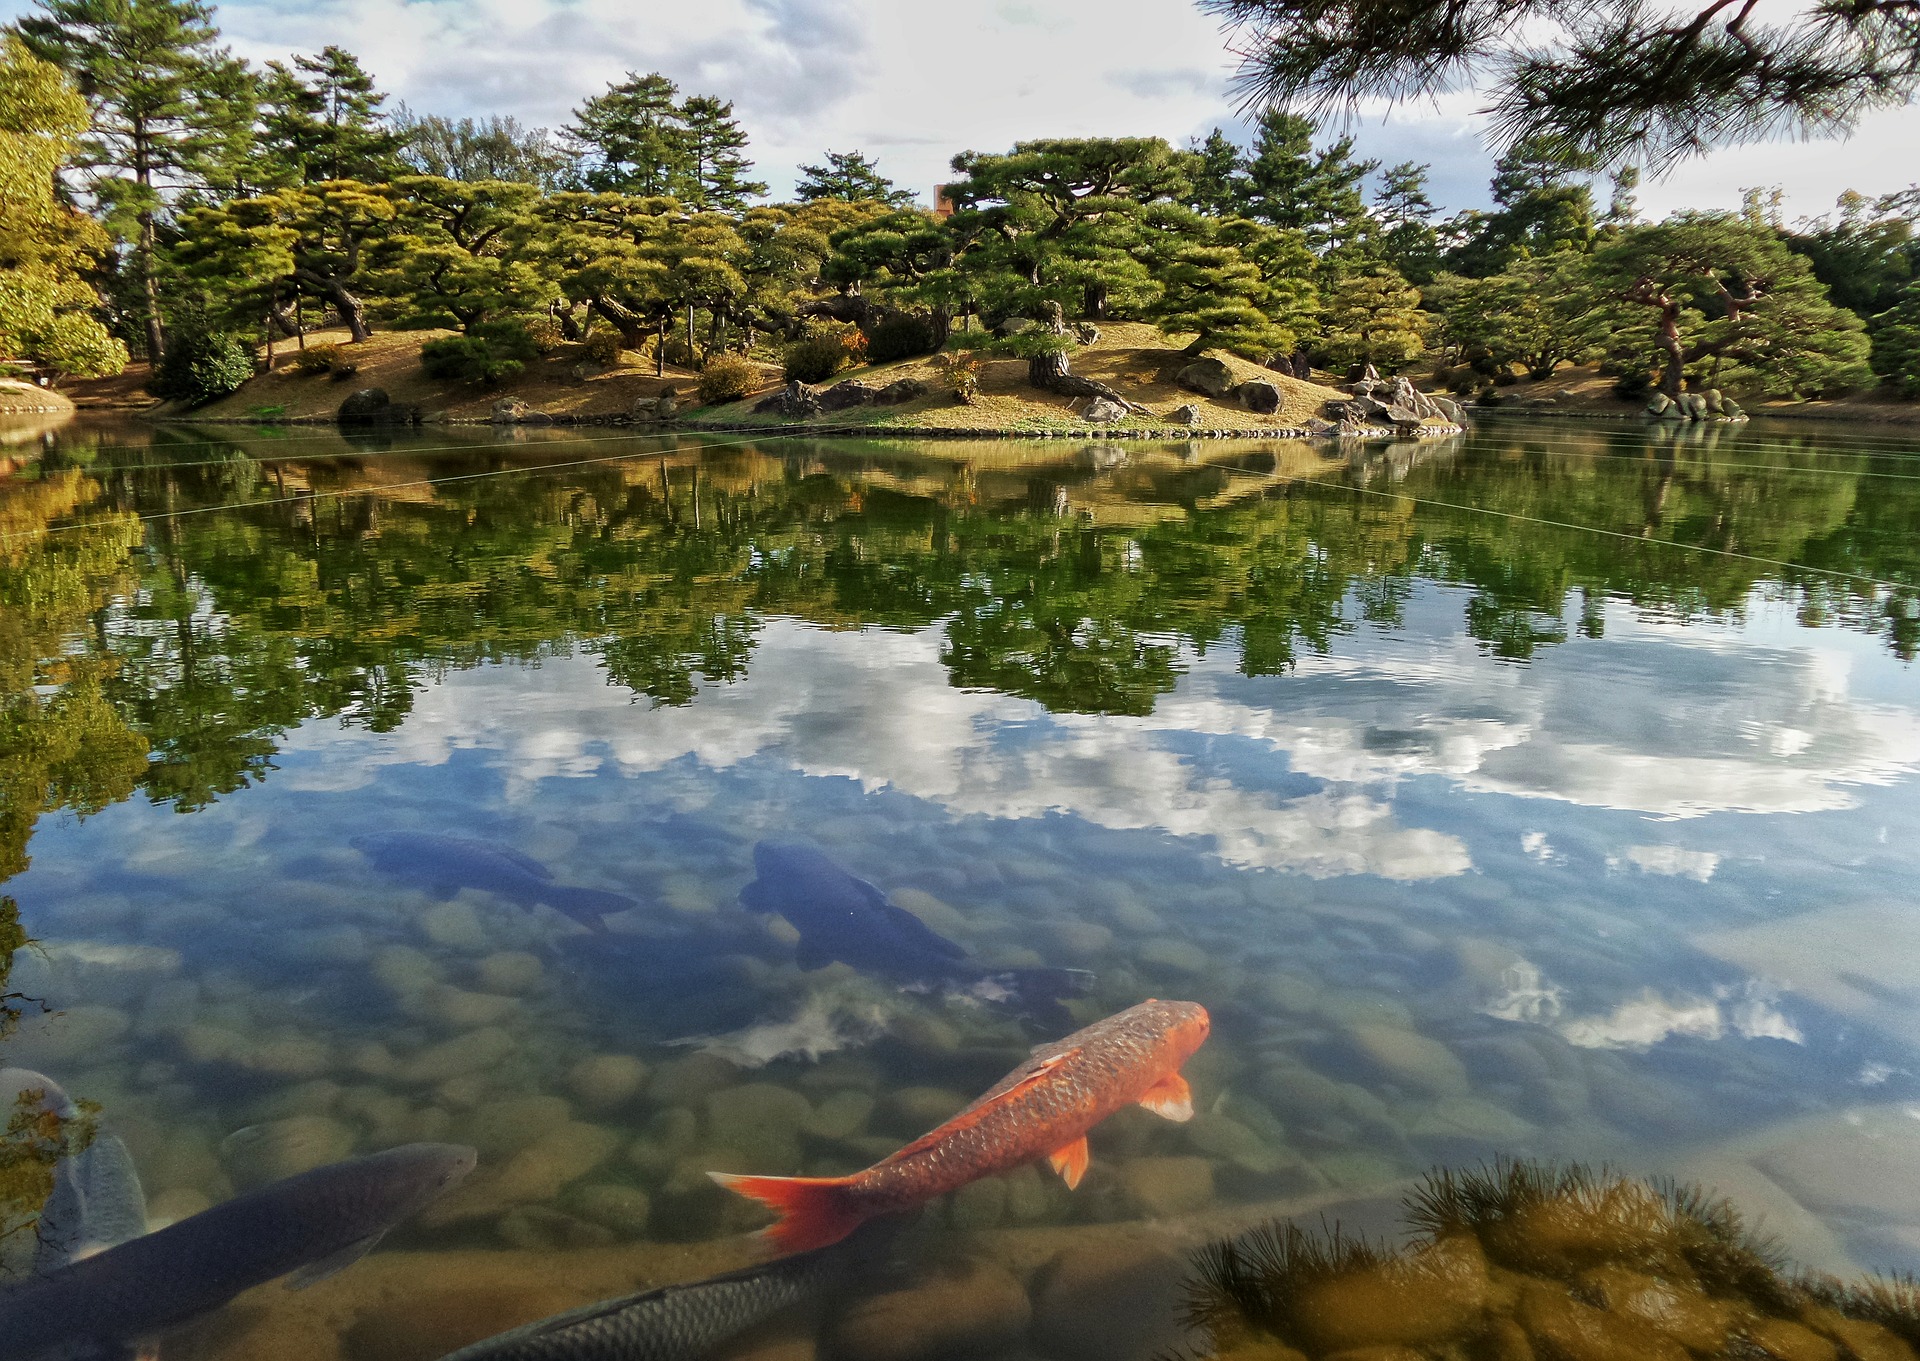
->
xmin=542 ymin=885 xmax=634 ymax=933
xmin=978 ymin=967 xmax=1098 ymax=1024
xmin=708 ymin=1172 xmax=868 ymax=1253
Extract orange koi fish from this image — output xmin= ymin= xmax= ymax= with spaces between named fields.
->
xmin=710 ymin=998 xmax=1210 ymax=1252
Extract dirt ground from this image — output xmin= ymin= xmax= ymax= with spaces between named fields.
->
xmin=60 ymin=323 xmax=1399 ymax=433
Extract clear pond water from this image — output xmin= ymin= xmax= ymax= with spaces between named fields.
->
xmin=2 ymin=415 xmax=1919 ymax=1360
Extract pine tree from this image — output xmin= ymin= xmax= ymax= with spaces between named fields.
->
xmin=1240 ymin=109 xmax=1375 ymax=257
xmin=1318 ymin=266 xmax=1430 ymax=372
xmin=1143 ymin=208 xmax=1316 ymax=359
xmin=1184 ymin=128 xmax=1245 ymax=217
xmin=1447 ymin=136 xmax=1597 ymax=276
xmin=1870 ymin=284 xmax=1920 ymax=398
xmin=1371 ymin=161 xmax=1440 ymax=283
xmin=795 ymin=150 xmax=915 ymax=206
xmin=255 ymin=46 xmax=403 ymax=186
xmin=678 ymin=95 xmax=766 ymax=211
xmin=1202 ymin=0 xmax=1920 ymax=171
xmin=16 ymin=0 xmax=253 ymax=360
xmin=563 ymin=72 xmax=689 ymax=196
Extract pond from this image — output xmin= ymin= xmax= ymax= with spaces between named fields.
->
xmin=2 ymin=414 xmax=1918 ymax=1361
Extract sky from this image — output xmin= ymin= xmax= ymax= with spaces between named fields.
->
xmin=5 ymin=0 xmax=1917 ymax=221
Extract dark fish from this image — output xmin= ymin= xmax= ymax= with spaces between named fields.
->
xmin=740 ymin=842 xmax=1094 ymax=1026
xmin=434 ymin=1221 xmax=894 ymax=1361
xmin=0 ymin=1068 xmax=147 ymax=1279
xmin=352 ymin=832 xmax=634 ymax=933
xmin=0 ymin=1143 xmax=476 ymax=1361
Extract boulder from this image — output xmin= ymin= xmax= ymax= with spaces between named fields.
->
xmin=754 ymin=380 xmax=821 ymax=419
xmin=1168 ymin=403 xmax=1201 ymax=426
xmin=995 ymin=316 xmax=1038 ymax=338
xmin=1071 ymin=322 xmax=1102 ymax=345
xmin=1175 ymin=357 xmax=1235 ymax=397
xmin=1084 ymin=396 xmax=1130 ymax=424
xmin=1237 ymin=380 xmax=1282 ymax=415
xmin=1722 ymin=398 xmax=1746 ymax=421
xmin=1431 ymin=395 xmax=1464 ymax=423
xmin=1390 ymin=376 xmax=1443 ymax=418
xmin=820 ymin=381 xmax=879 ymax=411
xmin=490 ymin=399 xmax=527 ymax=424
xmin=628 ymin=396 xmax=660 ymax=420
xmin=1384 ymin=404 xmax=1422 ymax=424
xmin=338 ymin=388 xmax=418 ymax=426
xmin=518 ymin=410 xmax=553 ymax=427
xmin=1646 ymin=392 xmax=1677 ymax=417
xmin=1703 ymin=388 xmax=1725 ymax=415
xmin=873 ymin=377 xmax=930 ymax=406
xmin=655 ymin=390 xmax=678 ymax=420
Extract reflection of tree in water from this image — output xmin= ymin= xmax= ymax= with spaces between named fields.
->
xmin=0 ymin=424 xmax=1916 ymax=870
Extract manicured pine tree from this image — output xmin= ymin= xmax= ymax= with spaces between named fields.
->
xmin=1447 ymin=135 xmax=1597 ymax=276
xmin=678 ymin=95 xmax=767 ymax=211
xmin=1870 ymin=283 xmax=1920 ymax=397
xmin=1318 ymin=265 xmax=1430 ymax=373
xmin=16 ymin=0 xmax=255 ymax=360
xmin=795 ymin=150 xmax=916 ymax=206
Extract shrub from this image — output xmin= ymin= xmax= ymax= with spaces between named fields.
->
xmin=783 ymin=334 xmax=849 ymax=384
xmin=149 ymin=329 xmax=256 ymax=406
xmin=698 ymin=353 xmax=761 ymax=406
xmin=472 ymin=318 xmax=541 ymax=363
xmin=582 ymin=327 xmax=623 ymax=366
xmin=865 ymin=312 xmax=936 ymax=364
xmin=1612 ymin=368 xmax=1655 ymax=401
xmin=291 ymin=343 xmax=343 ymax=375
xmin=524 ymin=316 xmax=568 ymax=355
xmin=420 ymin=337 xmax=517 ymax=387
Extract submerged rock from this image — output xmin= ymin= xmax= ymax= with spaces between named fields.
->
xmin=830 ymin=1256 xmax=1031 ymax=1361
xmin=565 ymin=1053 xmax=649 ymax=1113
xmin=220 ymin=1115 xmax=356 ymax=1189
xmin=1033 ymin=1242 xmax=1193 ymax=1361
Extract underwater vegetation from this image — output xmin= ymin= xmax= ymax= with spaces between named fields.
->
xmin=1176 ymin=1159 xmax=1920 ymax=1361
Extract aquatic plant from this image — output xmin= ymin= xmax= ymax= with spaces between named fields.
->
xmin=1174 ymin=1159 xmax=1920 ymax=1361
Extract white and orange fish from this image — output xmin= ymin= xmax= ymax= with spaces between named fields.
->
xmin=711 ymin=998 xmax=1210 ymax=1252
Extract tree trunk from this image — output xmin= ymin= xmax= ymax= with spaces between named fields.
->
xmin=929 ymin=303 xmax=952 ymax=351
xmin=588 ymin=298 xmax=647 ymax=350
xmin=1657 ymin=304 xmax=1685 ymax=398
xmin=549 ymin=300 xmax=583 ymax=342
xmin=685 ymin=302 xmax=696 ymax=367
xmin=656 ymin=318 xmax=666 ymax=378
xmin=140 ymin=214 xmax=166 ymax=363
xmin=1026 ymin=346 xmax=1146 ymax=412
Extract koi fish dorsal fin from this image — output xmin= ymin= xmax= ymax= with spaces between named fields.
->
xmin=890 ymin=1051 xmax=1078 ymax=1160
xmin=1137 ymin=1071 xmax=1193 ymax=1122
xmin=1048 ymin=1136 xmax=1090 ymax=1189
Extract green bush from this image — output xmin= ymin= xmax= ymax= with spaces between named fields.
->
xmin=291 ymin=343 xmax=343 ymax=375
xmin=582 ymin=327 xmax=623 ymax=366
xmin=782 ymin=334 xmax=849 ymax=384
xmin=149 ymin=329 xmax=256 ymax=406
xmin=865 ymin=312 xmax=935 ymax=364
xmin=472 ymin=318 xmax=541 ymax=363
xmin=698 ymin=353 xmax=762 ymax=406
xmin=420 ymin=336 xmax=520 ymax=386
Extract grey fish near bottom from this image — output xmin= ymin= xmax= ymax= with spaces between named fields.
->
xmin=434 ymin=1221 xmax=894 ymax=1361
xmin=0 ymin=1143 xmax=475 ymax=1361
xmin=0 ymin=1068 xmax=147 ymax=1279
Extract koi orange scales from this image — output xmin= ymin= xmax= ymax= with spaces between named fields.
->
xmin=710 ymin=998 xmax=1210 ymax=1252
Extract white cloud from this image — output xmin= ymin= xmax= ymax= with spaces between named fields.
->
xmin=1612 ymin=845 xmax=1722 ymax=881
xmin=279 ymin=618 xmax=1472 ymax=880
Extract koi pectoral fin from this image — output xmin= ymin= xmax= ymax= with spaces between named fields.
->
xmin=1137 ymin=1071 xmax=1193 ymax=1122
xmin=1048 ymin=1135 xmax=1090 ymax=1190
